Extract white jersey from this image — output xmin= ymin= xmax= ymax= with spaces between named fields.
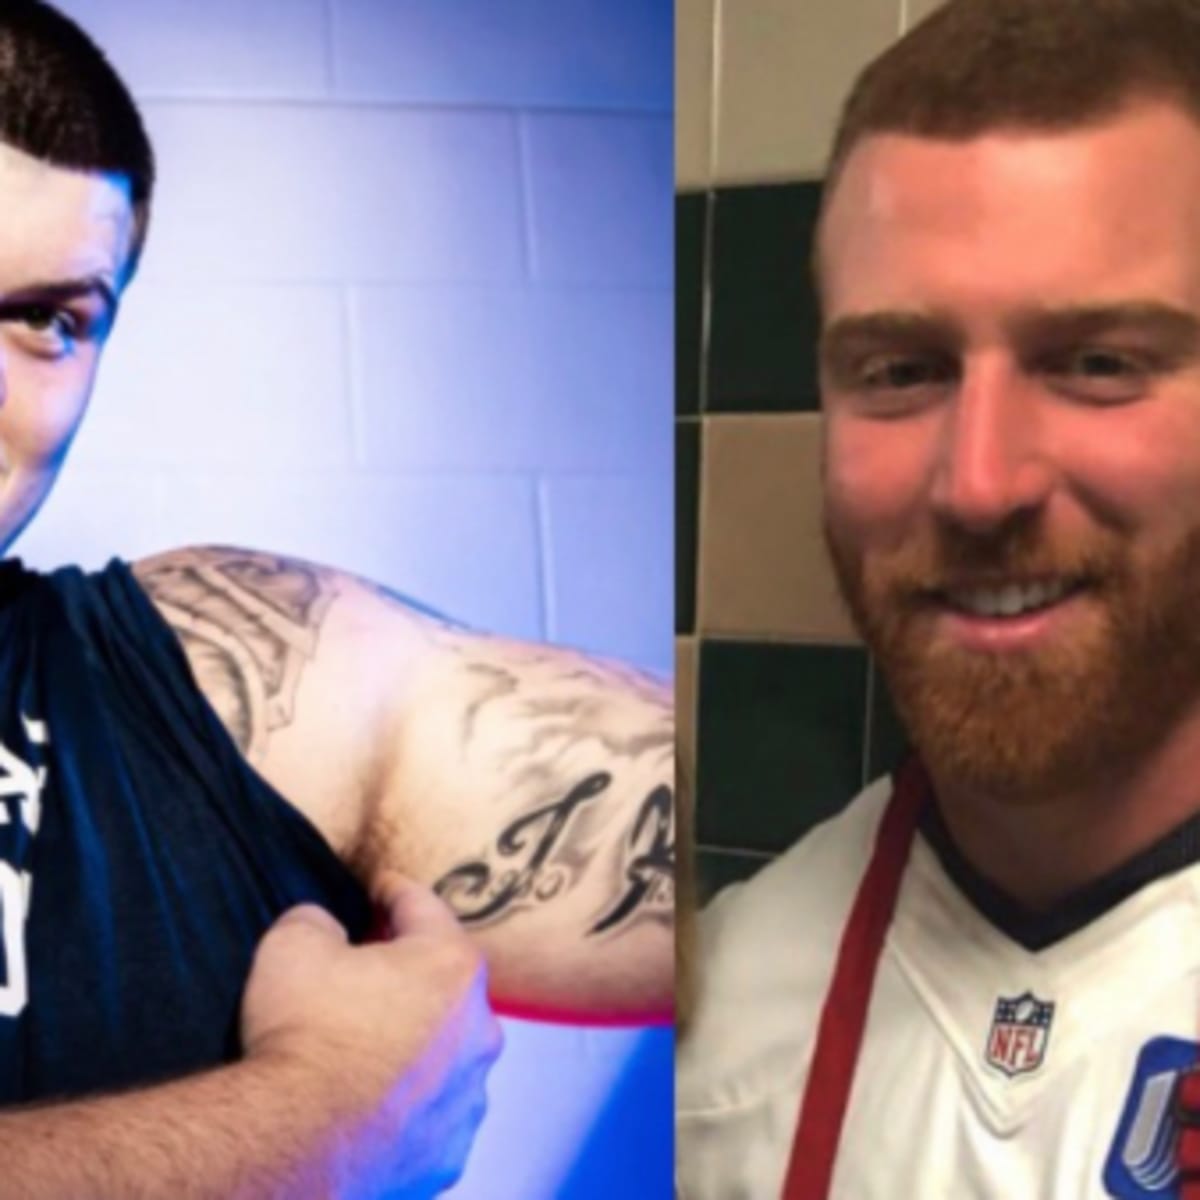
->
xmin=676 ymin=777 xmax=1200 ymax=1200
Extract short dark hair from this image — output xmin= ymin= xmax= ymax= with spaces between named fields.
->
xmin=827 ymin=0 xmax=1200 ymax=192
xmin=0 ymin=1 xmax=154 ymax=281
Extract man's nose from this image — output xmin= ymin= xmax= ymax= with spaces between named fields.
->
xmin=928 ymin=359 xmax=1054 ymax=533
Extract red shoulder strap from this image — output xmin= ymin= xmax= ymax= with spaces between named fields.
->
xmin=780 ymin=761 xmax=928 ymax=1200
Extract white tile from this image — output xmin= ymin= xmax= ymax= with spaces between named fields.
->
xmin=138 ymin=471 xmax=544 ymax=641
xmin=70 ymin=283 xmax=351 ymax=469
xmin=56 ymin=0 xmax=329 ymax=98
xmin=137 ymin=103 xmax=524 ymax=284
xmin=331 ymin=0 xmax=671 ymax=110
xmin=676 ymin=0 xmax=716 ymax=188
xmin=542 ymin=475 xmax=672 ymax=676
xmin=715 ymin=0 xmax=900 ymax=182
xmin=353 ymin=286 xmax=671 ymax=474
xmin=524 ymin=114 xmax=672 ymax=286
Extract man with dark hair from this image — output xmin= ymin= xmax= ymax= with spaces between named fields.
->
xmin=677 ymin=1 xmax=1200 ymax=1196
xmin=0 ymin=2 xmax=672 ymax=1195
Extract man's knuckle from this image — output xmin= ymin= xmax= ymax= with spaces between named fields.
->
xmin=428 ymin=935 xmax=482 ymax=982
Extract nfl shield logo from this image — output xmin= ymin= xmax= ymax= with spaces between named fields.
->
xmin=984 ymin=991 xmax=1055 ymax=1077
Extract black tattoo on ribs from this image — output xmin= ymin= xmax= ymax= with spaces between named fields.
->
xmin=135 ymin=548 xmax=337 ymax=761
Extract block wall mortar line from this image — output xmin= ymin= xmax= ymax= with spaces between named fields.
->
xmin=342 ymin=286 xmax=367 ymax=467
xmin=534 ymin=477 xmax=557 ymax=643
xmin=322 ymin=0 xmax=338 ymax=93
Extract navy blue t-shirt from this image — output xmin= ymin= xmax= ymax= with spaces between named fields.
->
xmin=0 ymin=558 xmax=372 ymax=1101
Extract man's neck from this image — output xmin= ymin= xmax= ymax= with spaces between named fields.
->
xmin=930 ymin=705 xmax=1200 ymax=912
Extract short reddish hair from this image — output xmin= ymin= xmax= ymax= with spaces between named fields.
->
xmin=828 ymin=0 xmax=1200 ymax=188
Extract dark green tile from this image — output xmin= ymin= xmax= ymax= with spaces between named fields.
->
xmin=866 ymin=659 xmax=913 ymax=780
xmin=707 ymin=181 xmax=823 ymax=414
xmin=697 ymin=639 xmax=868 ymax=855
xmin=696 ymin=847 xmax=770 ymax=905
xmin=676 ymin=191 xmax=706 ymax=416
xmin=675 ymin=419 xmax=700 ymax=635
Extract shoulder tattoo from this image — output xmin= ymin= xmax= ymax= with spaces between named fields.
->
xmin=134 ymin=547 xmax=338 ymax=761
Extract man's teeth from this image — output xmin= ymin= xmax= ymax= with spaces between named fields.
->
xmin=946 ymin=580 xmax=1073 ymax=618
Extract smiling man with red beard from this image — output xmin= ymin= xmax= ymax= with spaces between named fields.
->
xmin=677 ymin=2 xmax=1200 ymax=1198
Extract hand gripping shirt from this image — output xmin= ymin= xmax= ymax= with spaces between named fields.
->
xmin=0 ymin=558 xmax=372 ymax=1101
xmin=676 ymin=772 xmax=1200 ymax=1200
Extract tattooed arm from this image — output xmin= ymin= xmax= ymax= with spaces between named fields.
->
xmin=132 ymin=546 xmax=673 ymax=1023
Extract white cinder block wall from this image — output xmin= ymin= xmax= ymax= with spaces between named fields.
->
xmin=18 ymin=3 xmax=673 ymax=1198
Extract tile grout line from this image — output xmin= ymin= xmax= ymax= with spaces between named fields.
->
xmin=696 ymin=842 xmax=777 ymax=861
xmin=709 ymin=0 xmax=724 ymax=189
xmin=698 ymin=0 xmax=723 ymax=417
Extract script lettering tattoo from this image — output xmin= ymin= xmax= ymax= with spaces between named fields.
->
xmin=420 ymin=649 xmax=675 ymax=938
xmin=589 ymin=784 xmax=674 ymax=936
xmin=435 ymin=772 xmax=612 ymax=925
xmin=134 ymin=547 xmax=337 ymax=761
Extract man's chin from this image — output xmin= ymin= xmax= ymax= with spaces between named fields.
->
xmin=873 ymin=624 xmax=1119 ymax=799
xmin=0 ymin=474 xmax=54 ymax=560
xmin=900 ymin=696 xmax=1103 ymax=800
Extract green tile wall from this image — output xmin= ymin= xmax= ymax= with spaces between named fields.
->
xmin=678 ymin=180 xmax=913 ymax=903
xmin=676 ymin=191 xmax=706 ymax=416
xmin=696 ymin=640 xmax=869 ymax=854
xmin=707 ymin=182 xmax=824 ymax=413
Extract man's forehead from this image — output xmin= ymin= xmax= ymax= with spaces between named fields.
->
xmin=816 ymin=100 xmax=1200 ymax=309
xmin=0 ymin=141 xmax=134 ymax=286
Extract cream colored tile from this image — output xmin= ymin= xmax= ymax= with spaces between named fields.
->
xmin=715 ymin=0 xmax=901 ymax=183
xmin=677 ymin=0 xmax=715 ymax=188
xmin=698 ymin=413 xmax=860 ymax=642
xmin=675 ymin=635 xmax=699 ymax=783
xmin=904 ymin=0 xmax=946 ymax=31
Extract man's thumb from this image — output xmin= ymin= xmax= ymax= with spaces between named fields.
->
xmin=271 ymin=902 xmax=349 ymax=943
xmin=372 ymin=872 xmax=461 ymax=938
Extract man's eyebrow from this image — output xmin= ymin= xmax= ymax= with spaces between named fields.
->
xmin=820 ymin=312 xmax=959 ymax=365
xmin=2 ymin=276 xmax=120 ymax=327
xmin=1009 ymin=302 xmax=1200 ymax=348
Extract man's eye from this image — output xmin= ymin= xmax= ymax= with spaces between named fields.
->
xmin=1064 ymin=349 xmax=1138 ymax=376
xmin=19 ymin=305 xmax=75 ymax=338
xmin=1040 ymin=346 xmax=1152 ymax=401
xmin=859 ymin=356 xmax=955 ymax=390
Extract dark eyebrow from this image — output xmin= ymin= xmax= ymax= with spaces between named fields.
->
xmin=820 ymin=311 xmax=960 ymax=371
xmin=1009 ymin=302 xmax=1200 ymax=351
xmin=0 ymin=276 xmax=120 ymax=331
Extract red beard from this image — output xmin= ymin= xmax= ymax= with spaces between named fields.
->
xmin=823 ymin=514 xmax=1200 ymax=798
